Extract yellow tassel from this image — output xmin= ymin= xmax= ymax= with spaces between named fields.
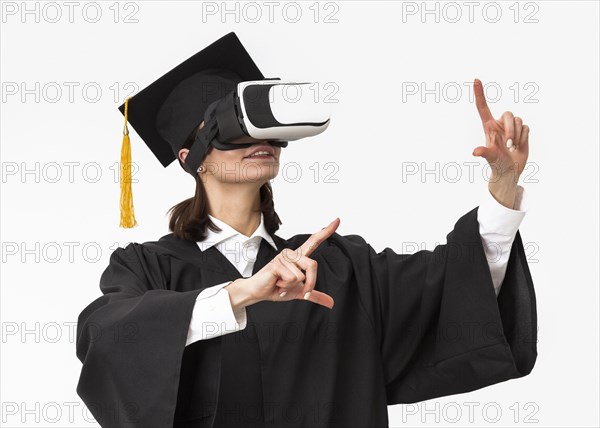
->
xmin=119 ymin=96 xmax=138 ymax=228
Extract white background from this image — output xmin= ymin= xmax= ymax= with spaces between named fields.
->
xmin=1 ymin=1 xmax=598 ymax=427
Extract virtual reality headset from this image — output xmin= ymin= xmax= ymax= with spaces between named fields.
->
xmin=182 ymin=79 xmax=331 ymax=175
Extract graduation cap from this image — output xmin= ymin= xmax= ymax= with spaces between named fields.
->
xmin=117 ymin=32 xmax=264 ymax=228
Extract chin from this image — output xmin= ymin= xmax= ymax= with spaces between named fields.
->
xmin=244 ymin=164 xmax=279 ymax=181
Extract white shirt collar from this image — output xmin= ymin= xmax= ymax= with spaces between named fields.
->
xmin=197 ymin=212 xmax=278 ymax=252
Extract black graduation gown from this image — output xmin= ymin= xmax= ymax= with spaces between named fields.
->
xmin=75 ymin=206 xmax=537 ymax=428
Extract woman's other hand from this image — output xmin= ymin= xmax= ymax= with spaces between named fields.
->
xmin=226 ymin=218 xmax=340 ymax=310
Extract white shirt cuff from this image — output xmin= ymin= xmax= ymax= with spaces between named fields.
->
xmin=478 ymin=184 xmax=527 ymax=237
xmin=185 ymin=281 xmax=248 ymax=346
xmin=477 ymin=185 xmax=528 ymax=297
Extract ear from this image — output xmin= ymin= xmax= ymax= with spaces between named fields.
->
xmin=178 ymin=148 xmax=189 ymax=163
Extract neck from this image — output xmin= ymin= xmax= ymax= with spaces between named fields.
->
xmin=204 ymin=178 xmax=264 ymax=237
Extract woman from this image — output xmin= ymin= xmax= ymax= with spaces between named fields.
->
xmin=76 ymin=33 xmax=537 ymax=428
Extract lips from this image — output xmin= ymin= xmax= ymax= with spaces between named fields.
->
xmin=244 ymin=144 xmax=275 ymax=158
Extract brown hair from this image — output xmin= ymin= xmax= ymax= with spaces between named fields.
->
xmin=167 ymin=126 xmax=283 ymax=242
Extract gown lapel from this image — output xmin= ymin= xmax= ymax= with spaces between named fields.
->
xmin=202 ymin=233 xmax=284 ymax=279
xmin=155 ymin=231 xmax=287 ymax=288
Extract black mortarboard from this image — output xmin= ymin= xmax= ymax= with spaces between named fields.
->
xmin=116 ymin=32 xmax=264 ymax=228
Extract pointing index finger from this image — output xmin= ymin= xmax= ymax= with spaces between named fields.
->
xmin=296 ymin=218 xmax=340 ymax=258
xmin=474 ymin=78 xmax=494 ymax=123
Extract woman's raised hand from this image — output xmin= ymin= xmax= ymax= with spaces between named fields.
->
xmin=228 ymin=218 xmax=340 ymax=310
xmin=471 ymin=78 xmax=530 ymax=179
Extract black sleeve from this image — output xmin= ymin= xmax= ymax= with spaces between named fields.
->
xmin=345 ymin=206 xmax=537 ymax=404
xmin=75 ymin=243 xmax=203 ymax=428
